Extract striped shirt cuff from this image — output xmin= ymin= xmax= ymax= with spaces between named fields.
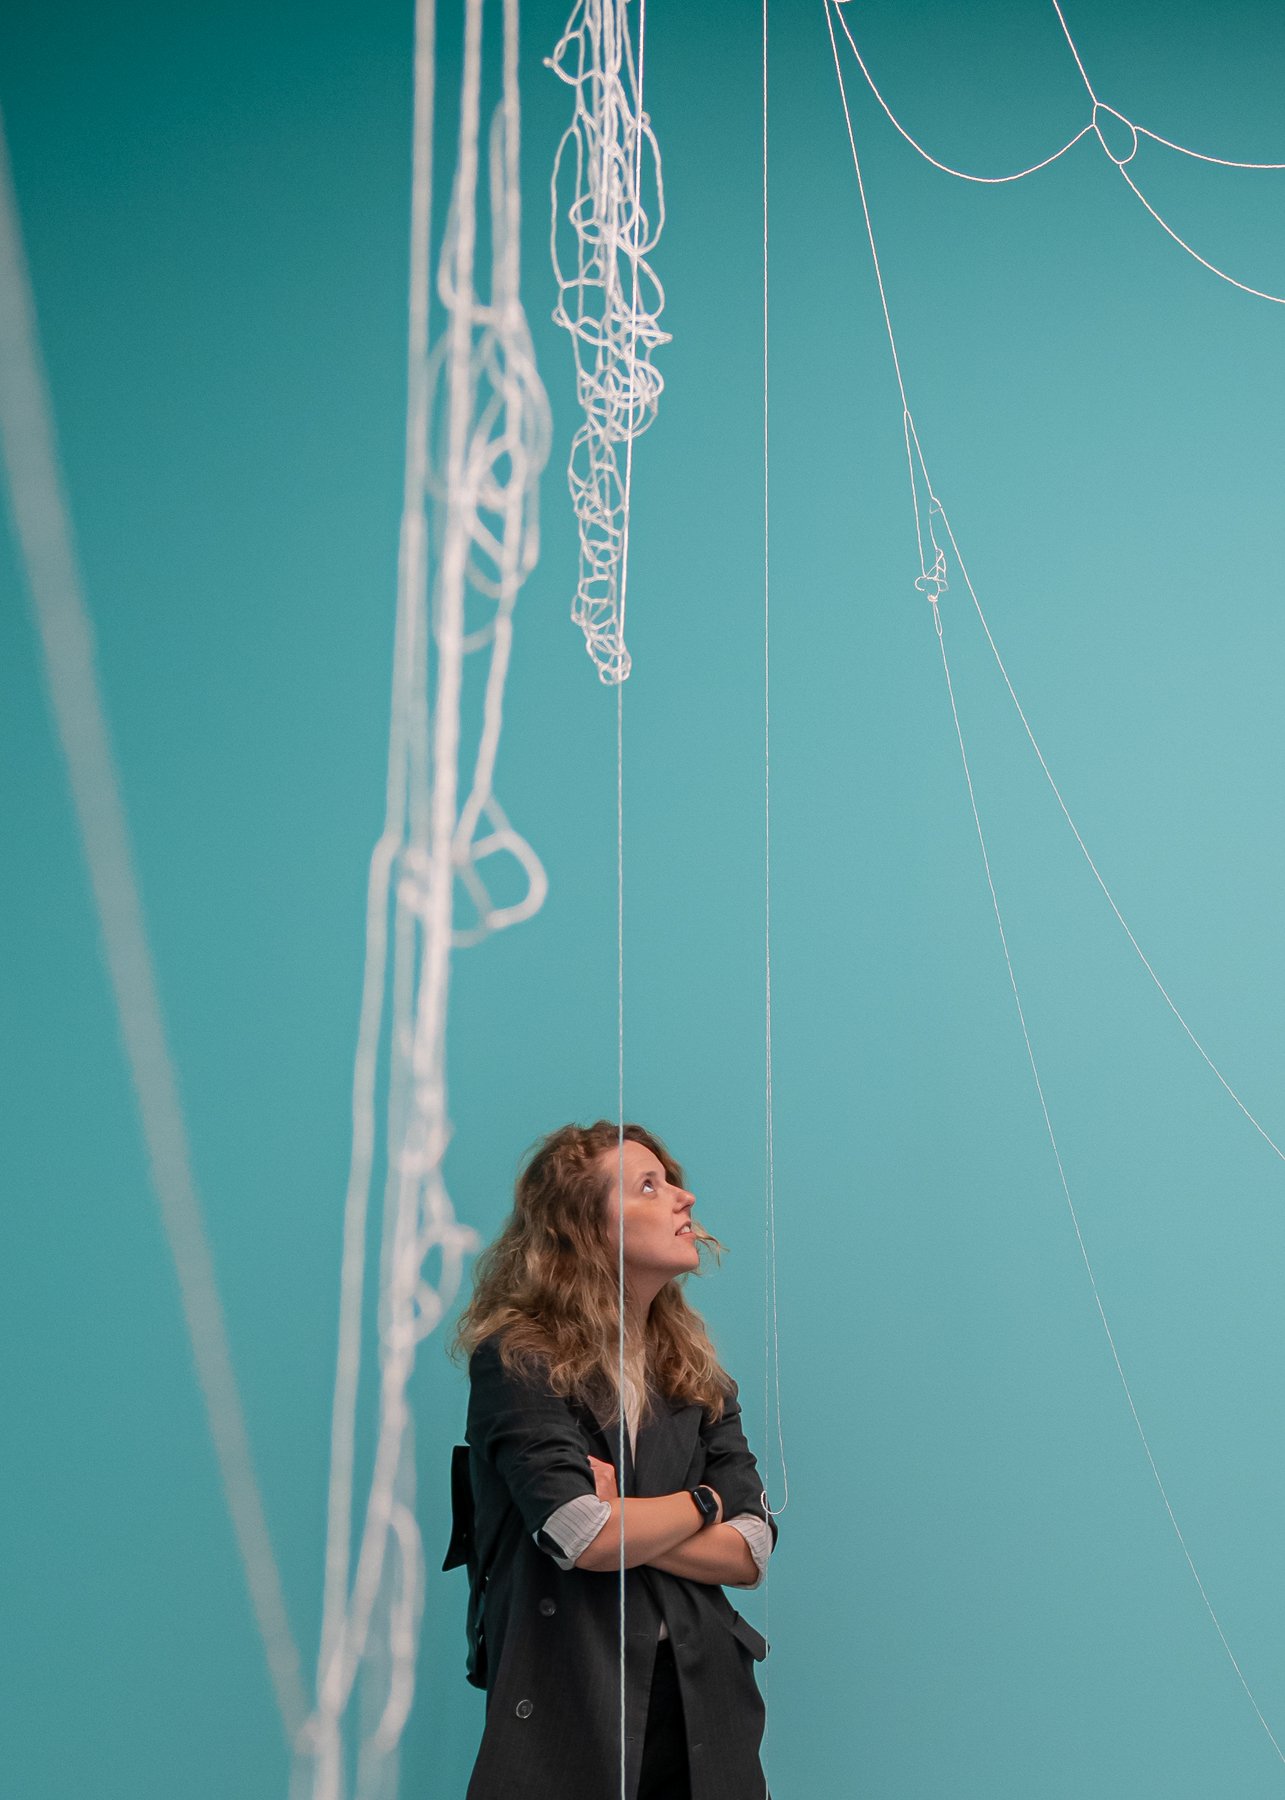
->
xmin=725 ymin=1513 xmax=771 ymax=1588
xmin=536 ymin=1493 xmax=611 ymax=1569
xmin=539 ymin=1496 xmax=772 ymax=1588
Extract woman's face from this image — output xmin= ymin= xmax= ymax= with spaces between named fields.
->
xmin=599 ymin=1137 xmax=701 ymax=1287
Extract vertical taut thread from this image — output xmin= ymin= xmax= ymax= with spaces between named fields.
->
xmin=760 ymin=3 xmax=775 ymax=1792
xmin=613 ymin=0 xmax=650 ymax=1780
xmin=760 ymin=0 xmax=793 ymax=1786
xmin=616 ymin=674 xmax=626 ymax=1800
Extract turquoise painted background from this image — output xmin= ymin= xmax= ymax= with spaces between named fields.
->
xmin=4 ymin=1 xmax=1285 ymax=1793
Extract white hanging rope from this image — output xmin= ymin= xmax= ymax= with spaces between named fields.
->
xmin=0 ymin=105 xmax=306 ymax=1745
xmin=299 ymin=1 xmax=550 ymax=1793
xmin=823 ymin=0 xmax=1285 ymax=1761
xmin=833 ymin=0 xmax=1285 ymax=303
xmin=548 ymin=0 xmax=670 ymax=683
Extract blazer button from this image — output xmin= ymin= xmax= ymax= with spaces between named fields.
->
xmin=539 ymin=1598 xmax=557 ymax=1616
xmin=515 ymin=1699 xmax=533 ymax=1719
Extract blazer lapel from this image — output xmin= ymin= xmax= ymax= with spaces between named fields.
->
xmin=580 ymin=1398 xmax=636 ymax=1496
xmin=579 ymin=1391 xmax=703 ymax=1499
xmin=633 ymin=1394 xmax=702 ymax=1499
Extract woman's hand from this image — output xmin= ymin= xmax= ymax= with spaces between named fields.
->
xmin=587 ymin=1454 xmax=619 ymax=1502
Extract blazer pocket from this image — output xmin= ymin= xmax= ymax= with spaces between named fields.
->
xmin=723 ymin=1610 xmax=768 ymax=1662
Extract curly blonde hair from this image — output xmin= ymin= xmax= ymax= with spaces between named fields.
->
xmin=451 ymin=1121 xmax=731 ymax=1421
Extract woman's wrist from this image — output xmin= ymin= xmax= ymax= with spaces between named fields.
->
xmin=686 ymin=1484 xmax=721 ymax=1530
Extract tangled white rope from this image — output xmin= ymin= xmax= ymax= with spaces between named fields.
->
xmin=297 ymin=2 xmax=549 ymax=1795
xmin=548 ymin=0 xmax=669 ymax=684
xmin=833 ymin=0 xmax=1285 ymax=304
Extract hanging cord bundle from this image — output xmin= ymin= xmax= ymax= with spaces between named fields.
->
xmin=823 ymin=0 xmax=1285 ymax=1762
xmin=548 ymin=0 xmax=670 ymax=684
xmin=299 ymin=1 xmax=550 ymax=1795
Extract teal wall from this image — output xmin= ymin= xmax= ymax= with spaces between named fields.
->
xmin=4 ymin=1 xmax=1285 ymax=1793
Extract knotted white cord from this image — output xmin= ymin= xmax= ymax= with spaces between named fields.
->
xmin=823 ymin=0 xmax=1285 ymax=1762
xmin=549 ymin=0 xmax=669 ymax=683
xmin=301 ymin=2 xmax=550 ymax=1793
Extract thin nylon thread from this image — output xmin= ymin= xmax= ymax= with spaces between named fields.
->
xmin=932 ymin=601 xmax=1285 ymax=1766
xmin=823 ymin=0 xmax=1285 ymax=1759
xmin=833 ymin=0 xmax=1285 ymax=303
xmin=830 ymin=0 xmax=1285 ymax=1163
xmin=762 ymin=0 xmax=788 ymax=1537
xmin=617 ymin=675 xmax=626 ymax=1800
xmin=614 ymin=1 xmax=651 ymax=1787
xmin=760 ymin=4 xmax=780 ymax=1791
xmin=932 ymin=506 xmax=1285 ymax=1167
xmin=832 ymin=3 xmax=1093 ymax=184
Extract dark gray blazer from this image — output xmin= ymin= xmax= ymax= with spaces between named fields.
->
xmin=443 ymin=1333 xmax=778 ymax=1800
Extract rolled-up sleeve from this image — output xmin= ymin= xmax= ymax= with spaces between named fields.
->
xmin=537 ymin=1492 xmax=612 ymax=1569
xmin=724 ymin=1513 xmax=771 ymax=1587
xmin=466 ymin=1336 xmax=599 ymax=1557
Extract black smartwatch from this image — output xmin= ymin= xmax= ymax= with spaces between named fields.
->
xmin=688 ymin=1484 xmax=719 ymax=1529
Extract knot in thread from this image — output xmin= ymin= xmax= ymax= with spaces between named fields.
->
xmin=1092 ymin=102 xmax=1139 ymax=167
xmin=915 ymin=547 xmax=948 ymax=607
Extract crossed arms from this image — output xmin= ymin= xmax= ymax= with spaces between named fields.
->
xmin=466 ymin=1338 xmax=774 ymax=1591
xmin=571 ymin=1454 xmax=760 ymax=1586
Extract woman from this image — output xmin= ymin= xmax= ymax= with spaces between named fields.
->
xmin=447 ymin=1120 xmax=777 ymax=1800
